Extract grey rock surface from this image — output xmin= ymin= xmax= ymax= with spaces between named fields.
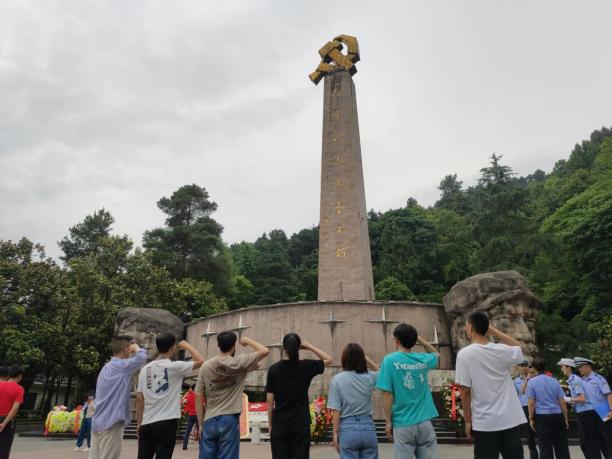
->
xmin=443 ymin=270 xmax=541 ymax=359
xmin=115 ymin=307 xmax=185 ymax=360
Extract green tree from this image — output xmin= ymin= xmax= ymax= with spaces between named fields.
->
xmin=229 ymin=242 xmax=259 ymax=280
xmin=375 ymin=276 xmax=418 ymax=301
xmin=59 ymin=208 xmax=115 ymax=262
xmin=435 ymin=174 xmax=467 ymax=212
xmin=143 ymin=184 xmax=232 ymax=296
xmin=287 ymin=228 xmax=319 ymax=301
xmin=478 ymin=153 xmax=515 ymax=185
xmin=469 ymin=156 xmax=534 ymax=272
xmin=369 ymin=203 xmax=443 ymax=299
xmin=251 ymin=230 xmax=297 ymax=304
xmin=0 ymin=239 xmax=97 ymax=411
xmin=542 ymin=178 xmax=612 ymax=319
xmin=229 ymin=275 xmax=256 ymax=309
xmin=589 ymin=316 xmax=612 ymax=379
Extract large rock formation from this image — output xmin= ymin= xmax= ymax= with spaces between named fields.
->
xmin=115 ymin=307 xmax=185 ymax=360
xmin=443 ymin=271 xmax=541 ymax=359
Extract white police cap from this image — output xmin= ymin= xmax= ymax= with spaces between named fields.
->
xmin=574 ymin=357 xmax=594 ymax=367
xmin=557 ymin=358 xmax=575 ymax=368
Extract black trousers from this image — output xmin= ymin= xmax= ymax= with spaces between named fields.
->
xmin=270 ymin=421 xmax=311 ymax=459
xmin=472 ymin=425 xmax=524 ymax=459
xmin=522 ymin=406 xmax=539 ymax=459
xmin=577 ymin=410 xmax=606 ymax=459
xmin=0 ymin=418 xmax=15 ymax=459
xmin=597 ymin=414 xmax=612 ymax=459
xmin=138 ymin=419 xmax=178 ymax=459
xmin=534 ymin=414 xmax=570 ymax=459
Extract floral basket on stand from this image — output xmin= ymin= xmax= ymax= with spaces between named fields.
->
xmin=309 ymin=394 xmax=331 ymax=442
xmin=442 ymin=380 xmax=465 ymax=437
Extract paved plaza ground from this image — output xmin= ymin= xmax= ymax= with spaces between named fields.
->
xmin=11 ymin=437 xmax=584 ymax=458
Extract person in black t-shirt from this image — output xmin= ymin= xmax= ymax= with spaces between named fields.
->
xmin=266 ymin=333 xmax=332 ymax=459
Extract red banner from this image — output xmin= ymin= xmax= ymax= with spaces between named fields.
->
xmin=451 ymin=384 xmax=457 ymax=421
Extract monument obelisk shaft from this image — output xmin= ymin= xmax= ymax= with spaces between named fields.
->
xmin=317 ymin=69 xmax=375 ymax=301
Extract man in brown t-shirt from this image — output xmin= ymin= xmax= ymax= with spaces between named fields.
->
xmin=195 ymin=332 xmax=269 ymax=459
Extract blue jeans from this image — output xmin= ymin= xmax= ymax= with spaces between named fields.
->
xmin=183 ymin=415 xmax=199 ymax=449
xmin=76 ymin=418 xmax=92 ymax=448
xmin=393 ymin=420 xmax=437 ymax=459
xmin=339 ymin=415 xmax=378 ymax=459
xmin=199 ymin=414 xmax=240 ymax=459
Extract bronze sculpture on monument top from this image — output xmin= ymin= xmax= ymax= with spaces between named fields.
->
xmin=310 ymin=35 xmax=375 ymax=301
xmin=309 ymin=35 xmax=360 ymax=85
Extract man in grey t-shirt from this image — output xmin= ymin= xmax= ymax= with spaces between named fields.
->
xmin=195 ymin=332 xmax=269 ymax=459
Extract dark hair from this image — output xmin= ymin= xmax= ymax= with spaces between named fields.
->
xmin=156 ymin=333 xmax=177 ymax=353
xmin=341 ymin=343 xmax=368 ymax=374
xmin=111 ymin=335 xmax=132 ymax=355
xmin=468 ymin=311 xmax=490 ymax=336
xmin=8 ymin=366 xmax=24 ymax=379
xmin=393 ymin=323 xmax=418 ymax=349
xmin=0 ymin=366 xmax=9 ymax=378
xmin=217 ymin=331 xmax=238 ymax=353
xmin=283 ymin=333 xmax=301 ymax=367
xmin=532 ymin=358 xmax=546 ymax=372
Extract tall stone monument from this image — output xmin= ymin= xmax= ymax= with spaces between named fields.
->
xmin=310 ymin=35 xmax=375 ymax=301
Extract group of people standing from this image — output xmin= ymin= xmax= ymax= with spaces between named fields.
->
xmin=513 ymin=356 xmax=612 ymax=459
xmin=455 ymin=311 xmax=612 ymax=459
xmin=83 ymin=322 xmax=442 ymax=459
xmin=1 ymin=311 xmax=611 ymax=459
xmin=327 ymin=324 xmax=441 ymax=459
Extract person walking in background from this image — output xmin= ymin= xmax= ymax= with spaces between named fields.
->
xmin=515 ymin=360 xmax=538 ymax=459
xmin=455 ymin=311 xmax=527 ymax=459
xmin=90 ymin=336 xmax=147 ymax=459
xmin=558 ymin=358 xmax=605 ymax=459
xmin=136 ymin=334 xmax=204 ymax=459
xmin=576 ymin=357 xmax=612 ymax=458
xmin=327 ymin=343 xmax=379 ymax=459
xmin=181 ymin=386 xmax=199 ymax=451
xmin=266 ymin=333 xmax=332 ymax=459
xmin=526 ymin=358 xmax=570 ymax=459
xmin=74 ymin=395 xmax=95 ymax=452
xmin=0 ymin=366 xmax=24 ymax=459
xmin=0 ymin=367 xmax=8 ymax=382
xmin=196 ymin=332 xmax=269 ymax=459
xmin=376 ymin=324 xmax=440 ymax=459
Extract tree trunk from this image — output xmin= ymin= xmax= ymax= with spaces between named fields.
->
xmin=40 ymin=373 xmax=52 ymax=415
xmin=63 ymin=372 xmax=73 ymax=407
xmin=52 ymin=374 xmax=61 ymax=407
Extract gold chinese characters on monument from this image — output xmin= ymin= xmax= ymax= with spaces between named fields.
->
xmin=309 ymin=35 xmax=360 ymax=85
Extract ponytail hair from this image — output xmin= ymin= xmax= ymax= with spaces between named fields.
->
xmin=283 ymin=333 xmax=301 ymax=367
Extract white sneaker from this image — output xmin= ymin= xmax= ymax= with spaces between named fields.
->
xmin=73 ymin=447 xmax=81 ymax=452
xmin=82 ymin=447 xmax=90 ymax=452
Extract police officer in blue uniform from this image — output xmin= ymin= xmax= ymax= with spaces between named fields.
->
xmin=515 ymin=359 xmax=538 ymax=459
xmin=527 ymin=358 xmax=570 ymax=459
xmin=558 ymin=358 xmax=605 ymax=458
xmin=576 ymin=357 xmax=612 ymax=459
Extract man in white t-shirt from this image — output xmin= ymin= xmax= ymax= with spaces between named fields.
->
xmin=455 ymin=311 xmax=527 ymax=459
xmin=136 ymin=333 xmax=204 ymax=459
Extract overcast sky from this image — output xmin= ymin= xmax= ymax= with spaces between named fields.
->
xmin=1 ymin=0 xmax=611 ymax=260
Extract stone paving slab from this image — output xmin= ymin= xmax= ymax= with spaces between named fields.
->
xmin=11 ymin=437 xmax=584 ymax=458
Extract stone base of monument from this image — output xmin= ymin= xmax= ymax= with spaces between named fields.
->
xmin=186 ymin=300 xmax=453 ymax=419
